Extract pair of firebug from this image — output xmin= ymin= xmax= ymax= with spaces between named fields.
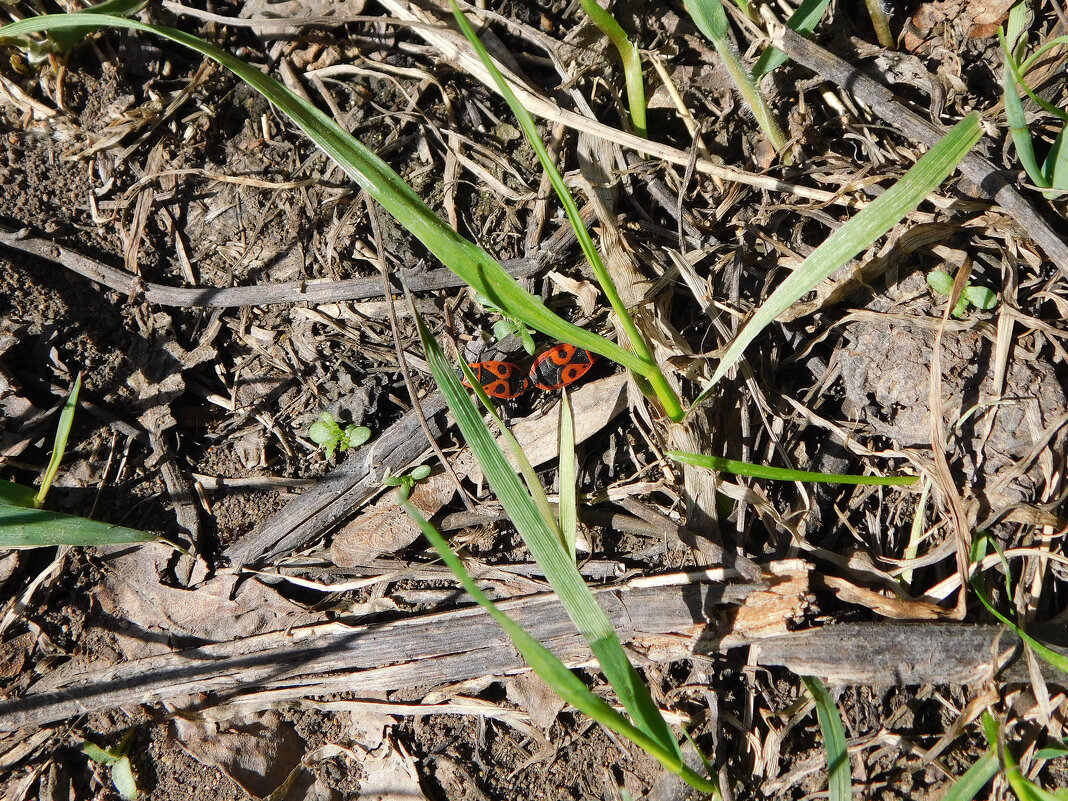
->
xmin=463 ymin=343 xmax=597 ymax=399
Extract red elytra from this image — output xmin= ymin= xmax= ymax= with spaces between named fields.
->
xmin=528 ymin=344 xmax=596 ymax=391
xmin=462 ymin=361 xmax=529 ymax=399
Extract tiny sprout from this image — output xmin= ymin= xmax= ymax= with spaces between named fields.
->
xmin=83 ymin=731 xmax=139 ymax=800
xmin=926 ymin=271 xmax=999 ymax=318
xmin=308 ymin=412 xmax=371 ymax=460
xmin=384 ymin=464 xmax=432 ymax=499
xmin=477 ymin=293 xmax=536 ymax=355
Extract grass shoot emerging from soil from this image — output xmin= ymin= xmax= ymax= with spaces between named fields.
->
xmin=1000 ymin=0 xmax=1068 ymax=198
xmin=0 ymin=373 xmax=158 ymax=548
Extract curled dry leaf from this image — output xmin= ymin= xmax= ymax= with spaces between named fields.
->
xmin=171 ymin=711 xmax=305 ymax=800
xmin=93 ymin=542 xmax=319 ymax=661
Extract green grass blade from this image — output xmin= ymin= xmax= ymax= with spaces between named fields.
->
xmin=0 ymin=480 xmax=39 ymax=508
xmin=398 ymin=496 xmax=717 ymax=792
xmin=1018 ymin=35 xmax=1068 ymax=77
xmin=1000 ymin=34 xmax=1049 ymax=187
xmin=449 ymin=3 xmax=683 ymax=420
xmin=558 ymin=388 xmax=578 ymax=561
xmin=685 ymin=0 xmax=787 ymax=152
xmin=458 ymin=360 xmax=559 ymax=535
xmin=969 ymin=536 xmax=1068 ymax=674
xmin=35 ymin=373 xmax=82 ymax=507
xmin=685 ymin=0 xmax=728 ymax=39
xmin=668 ymin=450 xmax=918 ymax=485
xmin=0 ymin=502 xmax=159 ymax=547
xmin=939 ymin=751 xmax=998 ymax=801
xmin=1042 ymin=126 xmax=1068 ymax=196
xmin=410 ymin=307 xmax=686 ymax=764
xmin=579 ymin=0 xmax=647 ymax=138
xmin=47 ymin=0 xmax=144 ymax=50
xmin=0 ymin=11 xmax=649 ymax=379
xmin=1004 ymin=1 xmax=1028 ymax=57
xmin=1035 ymin=740 xmax=1068 ymax=760
xmin=1007 ymin=53 xmax=1068 ymax=124
xmin=863 ymin=0 xmax=895 ymax=49
xmin=801 ymin=676 xmax=852 ymax=801
xmin=983 ymin=712 xmax=1062 ymax=801
xmin=706 ymin=111 xmax=981 ymax=389
xmin=753 ymin=0 xmax=832 ymax=77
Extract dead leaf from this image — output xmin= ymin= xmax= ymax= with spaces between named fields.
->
xmin=491 ymin=373 xmax=628 ymax=475
xmin=818 ymin=575 xmax=952 ymax=620
xmin=546 ymin=271 xmax=600 ymax=317
xmin=357 ymin=734 xmax=428 ymax=801
xmin=904 ymin=0 xmax=1016 ymax=50
xmin=94 ymin=542 xmax=318 ymax=660
xmin=171 ymin=711 xmax=306 ymax=800
xmin=505 ymin=672 xmax=565 ymax=730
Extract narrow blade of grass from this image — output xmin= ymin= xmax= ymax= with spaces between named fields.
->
xmin=753 ymin=0 xmax=832 ymax=77
xmin=50 ymin=0 xmax=144 ymax=49
xmin=1044 ymin=127 xmax=1068 ymax=195
xmin=1002 ymin=39 xmax=1048 ymax=188
xmin=0 ymin=501 xmax=159 ymax=547
xmin=704 ymin=111 xmax=981 ymax=391
xmin=864 ymin=0 xmax=895 ymax=50
xmin=579 ymin=0 xmax=647 ymax=138
xmin=684 ymin=0 xmax=787 ymax=153
xmin=801 ymin=676 xmax=852 ymax=801
xmin=399 ymin=496 xmax=716 ymax=792
xmin=939 ymin=750 xmax=998 ymax=801
xmin=457 ymin=359 xmax=559 ymax=536
xmin=409 ymin=307 xmax=692 ymax=771
xmin=558 ymin=387 xmax=578 ymax=561
xmin=983 ymin=712 xmax=1062 ymax=801
xmin=0 ymin=11 xmax=647 ymax=379
xmin=668 ymin=450 xmax=918 ymax=485
xmin=449 ymin=2 xmax=683 ymax=420
xmin=971 ymin=534 xmax=1068 ymax=676
xmin=36 ymin=372 xmax=82 ymax=507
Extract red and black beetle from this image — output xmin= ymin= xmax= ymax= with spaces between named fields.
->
xmin=462 ymin=360 xmax=529 ymax=399
xmin=528 ymin=344 xmax=597 ymax=391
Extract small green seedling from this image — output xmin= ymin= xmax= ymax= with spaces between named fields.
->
xmin=475 ymin=293 xmax=536 ymax=355
xmin=926 ymin=271 xmax=998 ymax=317
xmin=384 ymin=464 xmax=432 ymax=499
xmin=308 ymin=412 xmax=371 ymax=460
xmin=82 ymin=731 xmax=139 ymax=800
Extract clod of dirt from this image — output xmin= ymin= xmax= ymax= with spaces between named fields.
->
xmin=903 ymin=0 xmax=1017 ymax=50
xmin=839 ymin=271 xmax=1065 ymax=512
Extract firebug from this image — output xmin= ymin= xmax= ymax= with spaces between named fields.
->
xmin=528 ymin=344 xmax=596 ymax=391
xmin=462 ymin=361 xmax=529 ymax=399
